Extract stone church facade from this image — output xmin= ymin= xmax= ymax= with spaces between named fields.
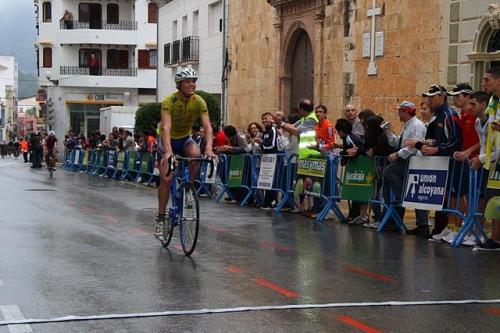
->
xmin=226 ymin=0 xmax=500 ymax=129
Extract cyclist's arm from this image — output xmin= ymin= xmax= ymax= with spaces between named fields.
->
xmin=200 ymin=113 xmax=213 ymax=155
xmin=160 ymin=111 xmax=173 ymax=157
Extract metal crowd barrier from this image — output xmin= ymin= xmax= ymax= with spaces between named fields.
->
xmin=63 ymin=149 xmax=491 ymax=247
xmin=64 ymin=149 xmax=159 ymax=186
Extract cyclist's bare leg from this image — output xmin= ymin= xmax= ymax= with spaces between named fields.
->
xmin=185 ymin=141 xmax=201 ymax=183
xmin=158 ymin=174 xmax=173 ymax=215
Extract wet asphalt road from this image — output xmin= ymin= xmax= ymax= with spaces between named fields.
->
xmin=0 ymin=157 xmax=499 ymax=332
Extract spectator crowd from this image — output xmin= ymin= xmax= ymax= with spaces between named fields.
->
xmin=22 ymin=69 xmax=500 ymax=251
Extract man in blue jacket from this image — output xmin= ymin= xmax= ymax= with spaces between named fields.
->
xmin=420 ymin=84 xmax=463 ymax=239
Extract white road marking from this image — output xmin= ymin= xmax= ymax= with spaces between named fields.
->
xmin=0 ymin=280 xmax=4 ymax=286
xmin=0 ymin=305 xmax=32 ymax=333
xmin=0 ymin=299 xmax=499 ymax=327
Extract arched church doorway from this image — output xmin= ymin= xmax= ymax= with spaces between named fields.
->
xmin=286 ymin=28 xmax=314 ymax=113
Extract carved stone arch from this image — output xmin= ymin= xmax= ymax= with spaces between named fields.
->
xmin=469 ymin=13 xmax=500 ymax=88
xmin=280 ymin=22 xmax=315 ymax=115
xmin=473 ymin=16 xmax=496 ymax=52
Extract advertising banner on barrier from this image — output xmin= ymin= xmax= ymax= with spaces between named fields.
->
xmin=116 ymin=152 xmax=125 ymax=170
xmin=487 ymin=156 xmax=500 ymax=189
xmin=295 ymin=158 xmax=327 ymax=212
xmin=228 ymin=155 xmax=245 ymax=187
xmin=204 ymin=160 xmax=218 ymax=184
xmin=340 ymin=156 xmax=376 ymax=201
xmin=257 ymin=154 xmax=277 ymax=189
xmin=402 ymin=156 xmax=449 ymax=210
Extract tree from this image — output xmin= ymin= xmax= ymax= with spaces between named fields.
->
xmin=134 ymin=102 xmax=160 ymax=134
xmin=134 ymin=91 xmax=221 ymax=134
xmin=25 ymin=107 xmax=36 ymax=116
xmin=195 ymin=90 xmax=221 ymax=127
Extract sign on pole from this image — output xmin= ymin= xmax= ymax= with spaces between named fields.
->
xmin=402 ymin=156 xmax=449 ymax=210
xmin=257 ymin=154 xmax=277 ymax=189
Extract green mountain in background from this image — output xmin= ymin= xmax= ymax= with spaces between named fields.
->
xmin=18 ymin=71 xmax=38 ymax=99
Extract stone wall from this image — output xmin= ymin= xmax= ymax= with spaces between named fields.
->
xmin=226 ymin=0 xmax=277 ymax=128
xmin=349 ymin=0 xmax=446 ymax=126
xmin=227 ymin=0 xmax=446 ymax=130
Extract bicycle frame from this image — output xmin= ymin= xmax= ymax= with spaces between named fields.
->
xmin=168 ymin=161 xmax=191 ymax=226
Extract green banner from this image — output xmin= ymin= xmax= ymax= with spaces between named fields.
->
xmin=228 ymin=155 xmax=245 ymax=188
xmin=340 ymin=156 xmax=376 ymax=201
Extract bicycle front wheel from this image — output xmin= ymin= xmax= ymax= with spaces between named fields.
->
xmin=179 ymin=183 xmax=199 ymax=256
xmin=160 ymin=211 xmax=174 ymax=248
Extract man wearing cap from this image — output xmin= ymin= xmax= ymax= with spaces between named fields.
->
xmin=380 ymin=101 xmax=428 ymax=236
xmin=419 ymin=84 xmax=463 ymax=239
xmin=449 ymin=83 xmax=479 ymax=159
xmin=445 ymin=84 xmax=481 ymax=244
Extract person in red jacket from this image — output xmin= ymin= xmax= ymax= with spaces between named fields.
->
xmin=309 ymin=104 xmax=335 ymax=153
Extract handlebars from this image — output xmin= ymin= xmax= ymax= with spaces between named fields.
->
xmin=165 ymin=155 xmax=215 ymax=179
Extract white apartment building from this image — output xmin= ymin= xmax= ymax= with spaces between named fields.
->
xmin=35 ymin=0 xmax=158 ymax=137
xmin=0 ymin=56 xmax=19 ymax=141
xmin=157 ymin=0 xmax=224 ymax=105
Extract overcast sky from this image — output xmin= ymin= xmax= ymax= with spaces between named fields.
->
xmin=0 ymin=0 xmax=38 ymax=74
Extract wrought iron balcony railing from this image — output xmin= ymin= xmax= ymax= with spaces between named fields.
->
xmin=60 ymin=66 xmax=137 ymax=77
xmin=60 ymin=20 xmax=137 ymax=30
xmin=182 ymin=36 xmax=199 ymax=62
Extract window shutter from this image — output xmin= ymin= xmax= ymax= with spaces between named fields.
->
xmin=138 ymin=50 xmax=150 ymax=69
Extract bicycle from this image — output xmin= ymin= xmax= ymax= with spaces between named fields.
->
xmin=46 ymin=151 xmax=56 ymax=178
xmin=155 ymin=155 xmax=214 ymax=256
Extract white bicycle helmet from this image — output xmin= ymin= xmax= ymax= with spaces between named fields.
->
xmin=175 ymin=67 xmax=198 ymax=84
xmin=49 ymin=130 xmax=56 ymax=136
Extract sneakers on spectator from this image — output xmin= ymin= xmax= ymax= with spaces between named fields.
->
xmin=473 ymin=239 xmax=500 ymax=251
xmin=462 ymin=234 xmax=477 ymax=246
xmin=260 ymin=206 xmax=273 ymax=211
xmin=363 ymin=221 xmax=379 ymax=229
xmin=350 ymin=216 xmax=368 ymax=225
xmin=431 ymin=227 xmax=453 ymax=241
xmin=224 ymin=197 xmax=237 ymax=204
xmin=442 ymin=231 xmax=458 ymax=244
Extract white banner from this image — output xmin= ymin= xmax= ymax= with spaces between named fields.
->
xmin=204 ymin=160 xmax=218 ymax=184
xmin=257 ymin=154 xmax=277 ymax=190
xmin=402 ymin=156 xmax=449 ymax=210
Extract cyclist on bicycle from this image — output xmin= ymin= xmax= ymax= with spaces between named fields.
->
xmin=44 ymin=131 xmax=58 ymax=168
xmin=155 ymin=66 xmax=215 ymax=236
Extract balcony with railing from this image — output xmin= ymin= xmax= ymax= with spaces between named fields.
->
xmin=60 ymin=20 xmax=137 ymax=30
xmin=60 ymin=66 xmax=137 ymax=77
xmin=57 ymin=66 xmax=154 ymax=89
xmin=182 ymin=36 xmax=199 ymax=62
xmin=164 ymin=36 xmax=199 ymax=67
xmin=172 ymin=40 xmax=181 ymax=64
xmin=58 ymin=20 xmax=142 ymax=45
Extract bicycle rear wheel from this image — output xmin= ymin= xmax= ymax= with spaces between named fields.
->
xmin=159 ymin=210 xmax=174 ymax=248
xmin=179 ymin=183 xmax=199 ymax=256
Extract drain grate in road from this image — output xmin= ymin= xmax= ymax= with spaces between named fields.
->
xmin=24 ymin=189 xmax=56 ymax=192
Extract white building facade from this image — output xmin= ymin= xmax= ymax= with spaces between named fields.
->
xmin=35 ymin=0 xmax=158 ymax=137
xmin=0 ymin=56 xmax=19 ymax=141
xmin=157 ymin=0 xmax=224 ymax=105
